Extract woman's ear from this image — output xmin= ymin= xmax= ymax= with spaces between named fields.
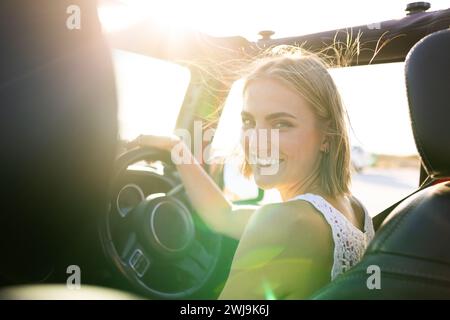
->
xmin=320 ymin=137 xmax=329 ymax=153
xmin=319 ymin=121 xmax=331 ymax=153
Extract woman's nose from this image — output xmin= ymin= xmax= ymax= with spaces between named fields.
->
xmin=243 ymin=128 xmax=279 ymax=157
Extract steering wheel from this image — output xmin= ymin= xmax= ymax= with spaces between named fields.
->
xmin=99 ymin=147 xmax=223 ymax=299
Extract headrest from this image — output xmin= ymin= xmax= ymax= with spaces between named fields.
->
xmin=405 ymin=29 xmax=450 ymax=178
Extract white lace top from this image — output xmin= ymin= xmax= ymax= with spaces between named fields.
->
xmin=289 ymin=193 xmax=375 ymax=281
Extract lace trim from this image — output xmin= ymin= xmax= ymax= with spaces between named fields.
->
xmin=289 ymin=193 xmax=375 ymax=280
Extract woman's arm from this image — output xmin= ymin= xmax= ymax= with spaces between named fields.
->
xmin=129 ymin=135 xmax=256 ymax=240
xmin=218 ymin=201 xmax=333 ymax=299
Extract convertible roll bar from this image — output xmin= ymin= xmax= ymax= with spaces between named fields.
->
xmin=109 ymin=7 xmax=450 ymax=67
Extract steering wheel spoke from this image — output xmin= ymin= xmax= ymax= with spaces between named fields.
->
xmin=166 ymin=183 xmax=184 ymax=197
xmin=171 ymin=256 xmax=207 ymax=284
xmin=187 ymin=239 xmax=214 ymax=271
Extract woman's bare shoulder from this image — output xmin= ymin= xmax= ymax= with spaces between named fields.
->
xmin=249 ymin=200 xmax=330 ymax=231
xmin=242 ymin=200 xmax=333 ymax=256
xmin=225 ymin=200 xmax=334 ymax=299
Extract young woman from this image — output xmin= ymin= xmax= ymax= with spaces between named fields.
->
xmin=129 ymin=53 xmax=375 ymax=299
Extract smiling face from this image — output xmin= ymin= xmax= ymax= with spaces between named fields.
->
xmin=241 ymin=78 xmax=327 ymax=199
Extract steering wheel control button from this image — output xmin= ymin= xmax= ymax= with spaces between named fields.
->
xmin=129 ymin=249 xmax=150 ymax=277
xmin=116 ymin=184 xmax=145 ymax=217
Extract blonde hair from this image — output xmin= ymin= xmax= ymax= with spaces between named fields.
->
xmin=241 ymin=49 xmax=351 ymax=197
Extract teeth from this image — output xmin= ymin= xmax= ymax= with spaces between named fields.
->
xmin=259 ymin=159 xmax=275 ymax=166
xmin=252 ymin=157 xmax=281 ymax=166
xmin=248 ymin=153 xmax=281 ymax=166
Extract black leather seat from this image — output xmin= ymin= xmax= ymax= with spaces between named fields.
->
xmin=313 ymin=29 xmax=450 ymax=299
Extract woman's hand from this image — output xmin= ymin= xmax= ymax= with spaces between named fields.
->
xmin=126 ymin=134 xmax=181 ymax=152
xmin=125 ymin=135 xmax=254 ymax=241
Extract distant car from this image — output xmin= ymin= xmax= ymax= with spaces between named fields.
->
xmin=351 ymin=145 xmax=373 ymax=172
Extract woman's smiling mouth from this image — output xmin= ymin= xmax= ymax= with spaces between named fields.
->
xmin=250 ymin=156 xmax=285 ymax=169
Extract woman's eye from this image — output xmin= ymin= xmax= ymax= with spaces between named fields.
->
xmin=241 ymin=118 xmax=254 ymax=128
xmin=273 ymin=121 xmax=292 ymax=129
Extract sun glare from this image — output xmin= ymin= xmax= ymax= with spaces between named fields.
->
xmin=98 ymin=0 xmax=205 ymax=34
xmin=99 ymin=0 xmax=450 ymax=39
xmin=113 ymin=50 xmax=190 ymax=141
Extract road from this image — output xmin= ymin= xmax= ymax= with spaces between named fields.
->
xmin=351 ymin=167 xmax=420 ymax=217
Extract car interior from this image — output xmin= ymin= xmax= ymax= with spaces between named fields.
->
xmin=0 ymin=1 xmax=449 ymax=299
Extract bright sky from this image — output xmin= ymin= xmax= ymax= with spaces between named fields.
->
xmin=100 ymin=0 xmax=450 ymax=40
xmin=112 ymin=50 xmax=190 ymax=139
xmin=99 ymin=0 xmax=449 ymax=156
